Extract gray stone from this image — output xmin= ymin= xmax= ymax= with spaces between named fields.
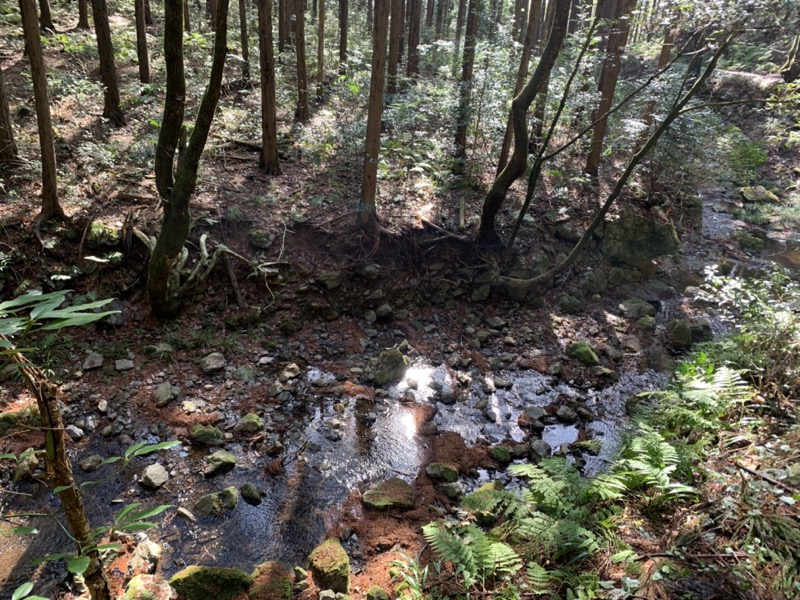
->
xmin=559 ymin=294 xmax=582 ymax=314
xmin=176 ymin=507 xmax=197 ymax=522
xmin=140 ymin=463 xmax=169 ymax=489
xmin=374 ymin=349 xmax=407 ymax=387
xmin=556 ymin=405 xmax=579 ymax=423
xmin=602 ymin=212 xmax=679 ymax=269
xmin=486 ymin=316 xmax=507 ymax=329
xmin=66 ymin=424 xmax=84 ymax=440
xmin=740 ymin=185 xmax=779 ymax=203
xmin=194 ymin=487 xmax=239 ymax=516
xmin=316 ymin=271 xmax=343 ymax=290
xmin=733 ymin=231 xmax=765 ymax=253
xmin=153 ymin=381 xmax=179 ymax=407
xmin=199 ymin=352 xmax=226 ymax=373
xmin=604 ymin=345 xmax=623 ymax=361
xmin=580 ymin=271 xmax=608 ymax=296
xmin=638 ymin=316 xmax=657 ymax=330
xmin=241 ymin=482 xmax=263 ymax=505
xmin=525 ymin=406 xmax=546 ymax=420
xmin=83 ymin=351 xmax=104 ymax=371
xmin=234 ymin=365 xmax=256 ymax=382
xmin=471 ymin=284 xmax=491 ymax=302
xmin=439 ymin=482 xmax=463 ymax=501
xmin=129 ymin=539 xmax=162 ymax=575
xmin=79 ymin=454 xmax=104 ymax=473
xmin=279 ymin=363 xmax=301 ymax=382
xmin=530 ymin=439 xmax=552 ymax=462
xmin=690 ymin=318 xmax=713 ymax=343
xmin=115 ymin=359 xmax=135 ymax=372
xmin=204 ymin=450 xmax=237 ymax=477
xmin=360 ymin=264 xmax=382 ymax=280
xmin=375 ymin=304 xmax=393 ymax=318
xmin=363 ymin=477 xmax=415 ymax=509
xmin=619 ymin=298 xmax=656 ymax=319
xmin=14 ymin=448 xmax=39 ymax=481
xmin=189 ymin=424 xmax=224 ymax=446
xmin=364 ymin=310 xmax=377 ymax=323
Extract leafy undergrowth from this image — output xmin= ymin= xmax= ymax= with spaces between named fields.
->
xmin=398 ymin=271 xmax=800 ymax=600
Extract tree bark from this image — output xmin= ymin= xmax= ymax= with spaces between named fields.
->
xmin=135 ymin=0 xmax=150 ymax=83
xmin=367 ymin=0 xmax=373 ymax=33
xmin=185 ymin=0 xmax=192 ymax=32
xmin=77 ymin=0 xmax=90 ymax=29
xmin=359 ymin=0 xmax=389 ymax=232
xmin=0 ymin=65 xmax=18 ymax=165
xmin=496 ymin=0 xmax=539 ymax=174
xmin=91 ymin=0 xmax=125 ymax=125
xmin=451 ymin=0 xmax=466 ymax=76
xmin=425 ymin=0 xmax=434 ymax=27
xmin=435 ymin=0 xmax=445 ymax=37
xmin=317 ymin=0 xmax=325 ymax=97
xmin=144 ymin=0 xmax=153 ymax=25
xmin=295 ymin=0 xmax=309 ymax=120
xmin=338 ymin=0 xmax=348 ymax=71
xmin=636 ymin=25 xmax=673 ymax=148
xmin=584 ymin=0 xmax=635 ymax=176
xmin=279 ymin=0 xmax=286 ymax=51
xmin=478 ymin=0 xmax=568 ymax=242
xmin=406 ymin=0 xmax=421 ymax=76
xmin=39 ymin=0 xmax=54 ymax=31
xmin=453 ymin=0 xmax=479 ymax=170
xmin=238 ymin=0 xmax=250 ymax=80
xmin=19 ymin=0 xmax=63 ymax=221
xmin=781 ymin=33 xmax=800 ymax=83
xmin=512 ymin=0 xmax=524 ymax=42
xmin=387 ymin=0 xmax=402 ymax=94
xmin=258 ymin=0 xmax=280 ymax=173
xmin=149 ymin=0 xmax=230 ymax=317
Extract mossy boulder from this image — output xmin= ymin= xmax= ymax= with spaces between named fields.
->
xmin=491 ymin=445 xmax=512 ymax=463
xmin=249 ymin=561 xmax=293 ymax=600
xmin=567 ymin=341 xmax=599 ymax=366
xmin=204 ymin=450 xmax=237 ymax=477
xmin=124 ymin=574 xmax=173 ymax=600
xmin=602 ymin=212 xmax=679 ymax=269
xmin=169 ymin=566 xmax=252 ymax=600
xmin=366 ymin=586 xmax=390 ymax=600
xmin=374 ymin=349 xmax=408 ymax=387
xmin=362 ymin=477 xmax=416 ymax=509
xmin=425 ymin=462 xmax=459 ymax=482
xmin=619 ymin=298 xmax=656 ymax=319
xmin=308 ymin=538 xmax=350 ymax=594
xmin=234 ymin=413 xmax=264 ymax=433
xmin=189 ymin=424 xmax=224 ymax=446
xmin=732 ymin=231 xmax=765 ymax=253
xmin=194 ymin=486 xmax=239 ymax=516
xmin=740 ymin=185 xmax=779 ymax=203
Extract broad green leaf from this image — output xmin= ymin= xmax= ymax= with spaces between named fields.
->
xmin=99 ymin=457 xmax=123 ymax=466
xmin=0 ymin=290 xmax=57 ymax=312
xmin=123 ymin=505 xmax=172 ymax=524
xmin=12 ymin=582 xmax=33 ymax=600
xmin=39 ymin=311 xmax=120 ymax=330
xmin=0 ymin=453 xmax=18 ymax=461
xmin=95 ymin=543 xmax=121 ymax=551
xmin=53 ymin=485 xmax=74 ymax=494
xmin=33 ymin=552 xmax=74 ymax=564
xmin=124 ymin=442 xmax=148 ymax=460
xmin=117 ymin=522 xmax=157 ymax=532
xmin=114 ymin=503 xmax=143 ymax=523
xmin=130 ymin=440 xmax=181 ymax=457
xmin=67 ymin=556 xmax=90 ymax=575
xmin=12 ymin=526 xmax=39 ymax=536
xmin=29 ymin=297 xmax=67 ymax=320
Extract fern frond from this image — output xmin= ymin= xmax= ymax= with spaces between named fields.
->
xmin=423 ymin=521 xmax=477 ymax=584
xmin=525 ymin=561 xmax=552 ymax=595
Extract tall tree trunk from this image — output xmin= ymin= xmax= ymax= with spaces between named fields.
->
xmin=91 ymin=0 xmax=125 ymax=125
xmin=0 ymin=66 xmax=19 ymax=165
xmin=496 ymin=0 xmax=539 ymax=174
xmin=39 ymin=0 xmax=54 ymax=31
xmin=567 ymin=0 xmax=579 ymax=33
xmin=359 ymin=0 xmax=389 ymax=232
xmin=451 ymin=0 xmax=466 ymax=75
xmin=453 ymin=0 xmax=479 ymax=170
xmin=425 ymin=0 xmax=434 ymax=27
xmin=478 ymin=0 xmax=568 ymax=242
xmin=317 ymin=0 xmax=325 ymax=97
xmin=19 ymin=0 xmax=63 ymax=222
xmin=406 ymin=0 xmax=420 ymax=76
xmin=144 ymin=0 xmax=153 ymax=24
xmin=636 ymin=25 xmax=673 ymax=148
xmin=279 ymin=0 xmax=286 ymax=51
xmin=387 ymin=0 xmax=402 ymax=94
xmin=185 ymin=0 xmax=192 ymax=32
xmin=258 ymin=0 xmax=280 ymax=173
xmin=135 ymin=0 xmax=150 ymax=83
xmin=781 ymin=33 xmax=800 ymax=83
xmin=78 ymin=0 xmax=89 ymax=29
xmin=295 ymin=0 xmax=309 ymax=120
xmin=367 ymin=0 xmax=373 ymax=33
xmin=584 ymin=0 xmax=635 ymax=176
xmin=397 ymin=0 xmax=406 ymax=61
xmin=239 ymin=0 xmax=251 ymax=80
xmin=149 ymin=0 xmax=230 ymax=316
xmin=338 ymin=0 xmax=348 ymax=71
xmin=435 ymin=0 xmax=445 ymax=37
xmin=512 ymin=0 xmax=524 ymax=42
xmin=208 ymin=0 xmax=219 ymax=30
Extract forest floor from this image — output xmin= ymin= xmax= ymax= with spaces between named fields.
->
xmin=2 ymin=5 xmax=800 ymax=600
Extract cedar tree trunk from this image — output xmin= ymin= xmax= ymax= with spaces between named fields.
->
xmin=91 ymin=0 xmax=125 ymax=125
xmin=0 ymin=65 xmax=18 ymax=164
xmin=135 ymin=0 xmax=150 ymax=83
xmin=295 ymin=0 xmax=309 ymax=120
xmin=387 ymin=0 xmax=403 ymax=94
xmin=258 ymin=0 xmax=280 ymax=173
xmin=39 ymin=0 xmax=54 ymax=30
xmin=338 ymin=0 xmax=348 ymax=71
xmin=238 ymin=0 xmax=251 ymax=80
xmin=317 ymin=0 xmax=325 ymax=97
xmin=78 ymin=0 xmax=89 ymax=29
xmin=406 ymin=0 xmax=420 ymax=76
xmin=453 ymin=0 xmax=479 ymax=169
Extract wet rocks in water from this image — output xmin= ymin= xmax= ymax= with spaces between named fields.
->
xmin=249 ymin=561 xmax=293 ymax=600
xmin=308 ymin=538 xmax=350 ymax=594
xmin=199 ymin=352 xmax=226 ymax=374
xmin=491 ymin=445 xmax=512 ymax=463
xmin=204 ymin=450 xmax=237 ymax=477
xmin=241 ymin=482 xmax=264 ymax=506
xmin=189 ymin=424 xmax=224 ymax=446
xmin=426 ymin=462 xmax=459 ymax=482
xmin=153 ymin=381 xmax=179 ymax=407
xmin=194 ymin=486 xmax=239 ymax=516
xmin=619 ymin=298 xmax=656 ymax=319
xmin=79 ymin=454 xmax=104 ymax=473
xmin=234 ymin=413 xmax=264 ymax=433
xmin=362 ymin=477 xmax=416 ymax=509
xmin=140 ymin=463 xmax=169 ymax=489
xmin=169 ymin=565 xmax=252 ymax=600
xmin=556 ymin=405 xmax=579 ymax=424
xmin=567 ymin=341 xmax=599 ymax=366
xmin=374 ymin=349 xmax=408 ymax=387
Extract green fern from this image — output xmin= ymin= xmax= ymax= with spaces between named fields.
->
xmin=524 ymin=562 xmax=552 ymax=596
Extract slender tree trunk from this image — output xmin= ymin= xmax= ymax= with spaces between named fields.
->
xmin=135 ymin=0 xmax=150 ymax=83
xmin=512 ymin=0 xmax=524 ymax=42
xmin=451 ymin=0 xmax=466 ymax=76
xmin=435 ymin=0 xmax=445 ymax=37
xmin=478 ymin=0 xmax=568 ymax=242
xmin=359 ymin=0 xmax=389 ymax=232
xmin=78 ymin=0 xmax=90 ymax=29
xmin=144 ymin=0 xmax=153 ymax=24
xmin=425 ymin=0 xmax=434 ymax=27
xmin=19 ymin=0 xmax=63 ymax=222
xmin=406 ymin=0 xmax=421 ymax=76
xmin=239 ymin=0 xmax=251 ymax=80
xmin=185 ymin=0 xmax=192 ymax=32
xmin=636 ymin=25 xmax=673 ymax=148
xmin=317 ymin=0 xmax=325 ymax=97
xmin=496 ymin=0 xmax=539 ymax=174
xmin=453 ymin=0 xmax=479 ymax=169
xmin=397 ymin=0 xmax=406 ymax=61
xmin=91 ymin=0 xmax=125 ymax=125
xmin=279 ymin=0 xmax=286 ymax=51
xmin=567 ymin=0 xmax=579 ymax=32
xmin=0 ymin=66 xmax=19 ymax=165
xmin=339 ymin=0 xmax=348 ymax=71
xmin=149 ymin=0 xmax=230 ymax=316
xmin=39 ymin=0 xmax=54 ymax=31
xmin=584 ymin=0 xmax=635 ymax=175
xmin=312 ymin=0 xmax=317 ymax=20
xmin=208 ymin=0 xmax=219 ymax=30
xmin=367 ymin=0 xmax=373 ymax=33
xmin=295 ymin=0 xmax=309 ymax=120
xmin=258 ymin=0 xmax=280 ymax=173
xmin=387 ymin=0 xmax=402 ymax=94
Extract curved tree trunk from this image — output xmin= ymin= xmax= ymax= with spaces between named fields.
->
xmin=135 ymin=0 xmax=150 ymax=83
xmin=91 ymin=0 xmax=126 ymax=125
xmin=239 ymin=0 xmax=251 ymax=80
xmin=19 ymin=0 xmax=63 ymax=222
xmin=338 ymin=0 xmax=348 ymax=72
xmin=149 ymin=0 xmax=229 ymax=316
xmin=0 ymin=65 xmax=19 ymax=165
xmin=295 ymin=0 xmax=309 ymax=120
xmin=477 ymin=0 xmax=569 ymax=243
xmin=258 ymin=0 xmax=280 ymax=174
xmin=358 ymin=0 xmax=389 ymax=233
xmin=78 ymin=0 xmax=90 ymax=29
xmin=452 ymin=0 xmax=480 ymax=171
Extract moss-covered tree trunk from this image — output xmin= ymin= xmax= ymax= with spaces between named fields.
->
xmin=258 ymin=0 xmax=280 ymax=174
xmin=91 ymin=0 xmax=125 ymax=125
xmin=148 ymin=0 xmax=229 ymax=317
xmin=477 ymin=0 xmax=568 ymax=243
xmin=135 ymin=0 xmax=150 ymax=83
xmin=358 ymin=0 xmax=389 ymax=233
xmin=295 ymin=0 xmax=310 ymax=121
xmin=452 ymin=0 xmax=480 ymax=171
xmin=19 ymin=0 xmax=63 ymax=222
xmin=0 ymin=65 xmax=18 ymax=165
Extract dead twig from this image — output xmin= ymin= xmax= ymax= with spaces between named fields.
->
xmin=734 ymin=460 xmax=799 ymax=492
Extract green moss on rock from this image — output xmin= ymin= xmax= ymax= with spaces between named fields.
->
xmin=249 ymin=561 xmax=293 ymax=600
xmin=366 ymin=586 xmax=390 ymax=600
xmin=308 ymin=538 xmax=350 ymax=594
xmin=425 ymin=462 xmax=459 ymax=482
xmin=362 ymin=477 xmax=416 ymax=509
xmin=374 ymin=349 xmax=408 ymax=387
xmin=189 ymin=424 xmax=224 ymax=446
xmin=169 ymin=566 xmax=252 ymax=600
xmin=567 ymin=341 xmax=599 ymax=366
